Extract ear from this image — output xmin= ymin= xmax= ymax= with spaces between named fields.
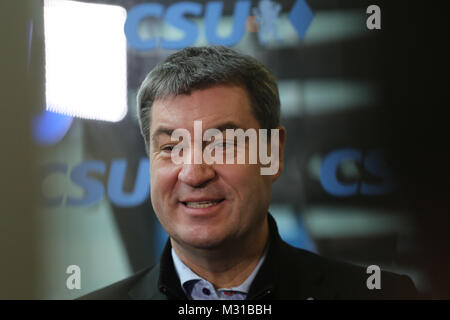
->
xmin=271 ymin=125 xmax=286 ymax=182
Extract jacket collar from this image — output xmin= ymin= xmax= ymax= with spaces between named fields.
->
xmin=129 ymin=213 xmax=331 ymax=300
xmin=128 ymin=240 xmax=186 ymax=300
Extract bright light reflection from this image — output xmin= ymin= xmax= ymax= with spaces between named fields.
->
xmin=44 ymin=0 xmax=128 ymax=122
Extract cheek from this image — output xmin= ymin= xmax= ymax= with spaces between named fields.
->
xmin=150 ymin=161 xmax=179 ymax=203
xmin=216 ymin=164 xmax=270 ymax=197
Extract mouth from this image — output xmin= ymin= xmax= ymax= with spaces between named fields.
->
xmin=181 ymin=199 xmax=225 ymax=209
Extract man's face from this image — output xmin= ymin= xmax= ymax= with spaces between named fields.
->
xmin=149 ymin=85 xmax=284 ymax=250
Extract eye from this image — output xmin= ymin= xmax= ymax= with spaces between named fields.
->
xmin=161 ymin=145 xmax=174 ymax=153
xmin=214 ymin=140 xmax=235 ymax=149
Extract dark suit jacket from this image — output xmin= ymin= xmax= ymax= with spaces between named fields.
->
xmin=80 ymin=214 xmax=418 ymax=300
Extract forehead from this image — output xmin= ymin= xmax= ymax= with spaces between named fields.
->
xmin=149 ymin=85 xmax=260 ymax=134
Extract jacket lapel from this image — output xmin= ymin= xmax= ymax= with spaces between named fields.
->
xmin=128 ymin=263 xmax=167 ymax=300
xmin=128 ymin=240 xmax=187 ymax=300
xmin=248 ymin=214 xmax=335 ymax=300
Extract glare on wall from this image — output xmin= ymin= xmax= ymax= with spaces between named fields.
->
xmin=43 ymin=0 xmax=128 ymax=122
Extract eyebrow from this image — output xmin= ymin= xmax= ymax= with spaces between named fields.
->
xmin=151 ymin=127 xmax=174 ymax=146
xmin=150 ymin=121 xmax=248 ymax=146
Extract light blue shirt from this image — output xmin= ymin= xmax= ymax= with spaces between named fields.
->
xmin=171 ymin=245 xmax=268 ymax=300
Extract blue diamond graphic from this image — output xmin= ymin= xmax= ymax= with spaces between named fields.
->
xmin=288 ymin=0 xmax=314 ymax=40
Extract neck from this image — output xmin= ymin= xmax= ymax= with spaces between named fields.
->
xmin=171 ymin=216 xmax=269 ymax=289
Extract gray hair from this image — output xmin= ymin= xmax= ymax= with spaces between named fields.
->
xmin=136 ymin=46 xmax=280 ymax=153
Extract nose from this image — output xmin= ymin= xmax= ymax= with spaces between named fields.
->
xmin=178 ymin=163 xmax=216 ymax=188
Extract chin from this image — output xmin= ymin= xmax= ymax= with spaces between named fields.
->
xmin=177 ymin=230 xmax=228 ymax=250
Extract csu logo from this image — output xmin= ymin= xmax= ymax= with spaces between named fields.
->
xmin=124 ymin=0 xmax=314 ymax=50
xmin=320 ymin=148 xmax=396 ymax=197
xmin=41 ymin=159 xmax=150 ymax=208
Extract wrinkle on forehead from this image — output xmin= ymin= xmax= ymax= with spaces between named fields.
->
xmin=150 ymin=85 xmax=255 ymax=133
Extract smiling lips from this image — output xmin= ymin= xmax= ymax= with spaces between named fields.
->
xmin=181 ymin=199 xmax=225 ymax=208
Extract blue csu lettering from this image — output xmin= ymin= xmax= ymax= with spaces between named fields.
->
xmin=320 ymin=148 xmax=396 ymax=197
xmin=40 ymin=159 xmax=150 ymax=208
xmin=124 ymin=0 xmax=314 ymax=50
xmin=125 ymin=1 xmax=250 ymax=50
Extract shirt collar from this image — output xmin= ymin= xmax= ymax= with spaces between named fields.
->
xmin=171 ymin=243 xmax=268 ymax=295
